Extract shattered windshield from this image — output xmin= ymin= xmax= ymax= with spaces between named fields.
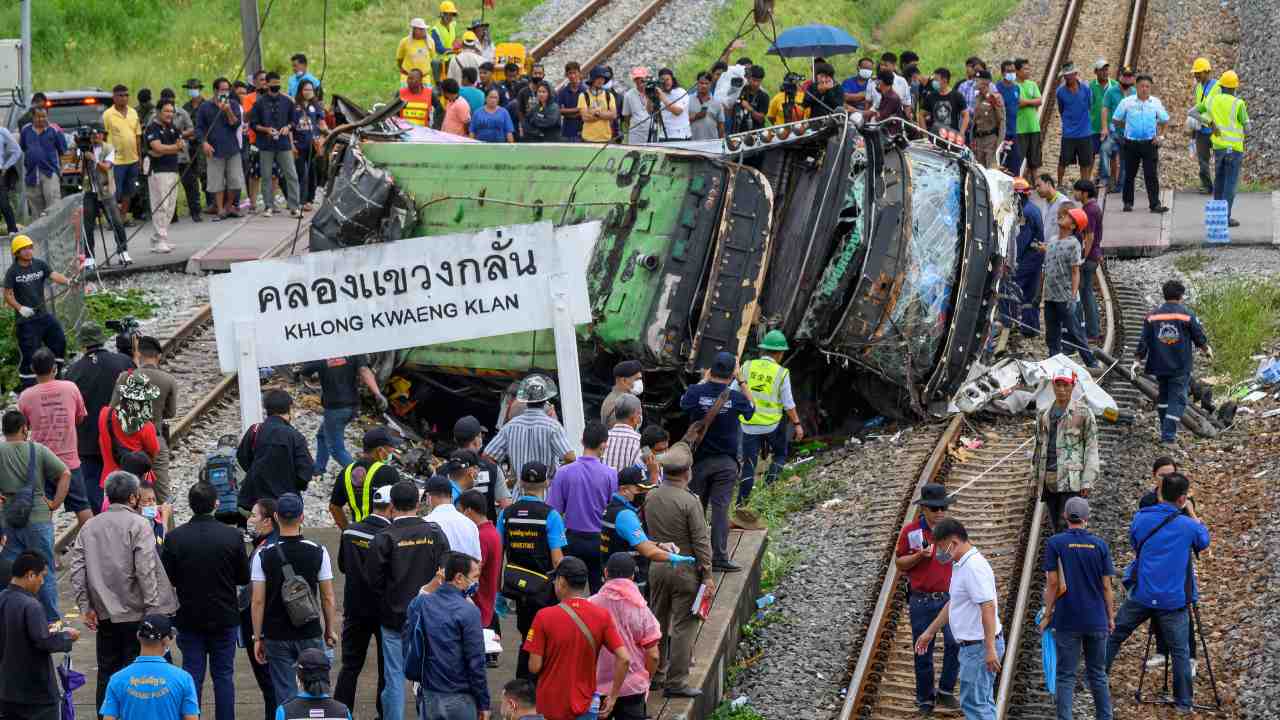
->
xmin=865 ymin=148 xmax=963 ymax=387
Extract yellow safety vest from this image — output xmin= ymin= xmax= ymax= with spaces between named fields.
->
xmin=741 ymin=357 xmax=789 ymax=427
xmin=1193 ymin=80 xmax=1219 ymax=106
xmin=1207 ymin=93 xmax=1246 ymax=152
xmin=431 ymin=22 xmax=457 ymax=56
xmin=343 ymin=461 xmax=384 ymax=523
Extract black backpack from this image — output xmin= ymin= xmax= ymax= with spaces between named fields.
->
xmin=3 ymin=443 xmax=37 ymax=530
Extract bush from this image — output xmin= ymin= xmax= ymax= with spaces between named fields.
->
xmin=1191 ymin=278 xmax=1280 ymax=385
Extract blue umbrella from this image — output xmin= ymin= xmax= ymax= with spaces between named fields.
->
xmin=766 ymin=24 xmax=860 ymax=58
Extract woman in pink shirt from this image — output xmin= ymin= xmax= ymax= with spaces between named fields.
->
xmin=591 ymin=553 xmax=661 ymax=718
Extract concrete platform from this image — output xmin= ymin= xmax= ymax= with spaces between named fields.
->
xmin=186 ymin=213 xmax=311 ymax=273
xmin=1101 ymin=190 xmax=1278 ymax=257
xmin=55 ymin=525 xmax=767 ymax=719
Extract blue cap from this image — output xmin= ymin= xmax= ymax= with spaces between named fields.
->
xmin=276 ymin=493 xmax=304 ymax=519
xmin=710 ymin=351 xmax=736 ymax=377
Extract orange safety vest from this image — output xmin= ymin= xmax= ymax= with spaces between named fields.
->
xmin=399 ymin=86 xmax=434 ymax=126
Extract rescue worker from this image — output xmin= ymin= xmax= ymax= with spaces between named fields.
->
xmin=277 ymin=649 xmax=351 ymax=720
xmin=600 ymin=467 xmax=694 ymax=597
xmin=1197 ymin=70 xmax=1248 ymax=228
xmin=454 ymin=415 xmax=509 ymax=521
xmin=738 ymin=331 xmax=803 ymax=504
xmin=5 ymin=235 xmax=75 ymax=390
xmin=334 ymin=485 xmax=391 ymax=719
xmin=968 ymin=70 xmax=1006 ymax=169
xmin=396 ymin=18 xmax=434 ymax=89
xmin=1188 ymin=58 xmax=1219 ymax=195
xmin=327 ymin=427 xmax=403 ymax=530
xmin=397 ymin=69 xmax=434 ymax=127
xmin=430 ymin=2 xmax=460 ymax=84
xmin=1033 ymin=368 xmax=1100 ymax=534
xmin=1133 ymin=280 xmax=1213 ymax=445
xmin=496 ymin=462 xmax=567 ymax=680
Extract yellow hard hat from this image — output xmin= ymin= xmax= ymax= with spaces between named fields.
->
xmin=462 ymin=30 xmax=479 ymax=44
xmin=1191 ymin=57 xmax=1211 ymax=74
xmin=439 ymin=1 xmax=457 ymax=13
xmin=10 ymin=234 xmax=33 ymax=255
xmin=1219 ymin=70 xmax=1239 ymax=89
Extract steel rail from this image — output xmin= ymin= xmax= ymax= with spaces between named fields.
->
xmin=579 ymin=0 xmax=672 ymax=75
xmin=528 ymin=0 xmax=612 ymax=61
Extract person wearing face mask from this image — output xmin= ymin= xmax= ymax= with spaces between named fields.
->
xmin=241 ymin=498 xmax=279 ymax=720
xmin=328 ymin=427 xmax=403 ymax=530
xmin=334 ymin=485 xmax=391 ymax=719
xmin=601 ymin=359 xmax=644 ymax=425
xmin=995 ymin=61 xmax=1022 ymax=173
xmin=842 ymin=57 xmax=876 ymax=111
xmin=292 ymin=80 xmax=326 ymax=211
xmin=922 ymin=67 xmax=968 ymax=135
xmin=288 ymin=53 xmax=321 ymax=98
xmin=738 ymin=330 xmax=802 ymax=504
xmin=454 ymin=416 xmax=510 ymax=520
xmin=248 ymin=72 xmax=303 ymax=218
xmin=425 ymin=469 xmax=482 ymax=560
xmin=366 ymin=481 xmax=451 ymax=720
xmin=600 ymin=467 xmax=693 ymax=600
xmin=914 ymin=518 xmax=1003 ymax=720
xmin=403 ymin=551 xmax=490 ymax=720
xmin=68 ymin=470 xmax=178 ymax=715
xmin=895 ymin=484 xmax=960 ymax=715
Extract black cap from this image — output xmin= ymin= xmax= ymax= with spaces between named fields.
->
xmin=136 ymin=336 xmax=162 ymax=355
xmin=183 ymin=78 xmax=203 ymax=89
xmin=553 ymin=556 xmax=589 ymax=585
xmin=613 ymin=359 xmax=643 ymax=378
xmin=605 ymin=551 xmax=636 ymax=579
xmin=915 ymin=483 xmax=955 ymax=509
xmin=975 ymin=69 xmax=993 ymax=80
xmin=276 ymin=492 xmax=305 ymax=519
xmin=425 ymin=474 xmax=454 ymax=495
xmin=297 ymin=647 xmax=331 ymax=672
xmin=618 ymin=466 xmax=655 ymax=490
xmin=138 ymin=614 xmax=175 ymax=640
xmin=710 ymin=351 xmax=736 ymax=377
xmin=363 ymin=426 xmax=404 ymax=451
xmin=390 ymin=480 xmax=421 ymax=507
xmin=446 ymin=449 xmax=479 ymax=473
xmin=521 ymin=461 xmax=548 ymax=485
xmin=453 ymin=415 xmax=487 ymax=443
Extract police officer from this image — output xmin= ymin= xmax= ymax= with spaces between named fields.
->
xmin=497 ymin=461 xmax=566 ymax=679
xmin=334 ymin=485 xmax=391 ymax=719
xmin=277 ymin=648 xmax=352 ymax=720
xmin=5 ymin=235 xmax=75 ymax=389
xmin=601 ymin=466 xmax=695 ymax=597
xmin=1134 ymin=280 xmax=1213 ymax=444
xmin=738 ymin=330 xmax=803 ymax=503
xmin=327 ymin=427 xmax=403 ymax=529
xmin=454 ymin=415 xmax=509 ymax=521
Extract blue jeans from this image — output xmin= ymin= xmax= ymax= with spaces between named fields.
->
xmin=179 ymin=626 xmax=239 ymax=720
xmin=81 ymin=456 xmax=105 ymax=515
xmin=1155 ymin=374 xmax=1190 ymax=442
xmin=315 ymin=406 xmax=357 ymax=474
xmin=1055 ymin=630 xmax=1112 ymax=720
xmin=381 ymin=628 xmax=407 ymax=720
xmin=958 ymin=636 xmax=1004 ymax=720
xmin=908 ymin=594 xmax=959 ymax=708
xmin=1075 ymin=260 xmax=1101 ymax=339
xmin=1106 ymin=601 xmax=1192 ymax=710
xmin=1101 ymin=134 xmax=1125 ymax=189
xmin=264 ymin=637 xmax=326 ymax=710
xmin=415 ymin=689 xmax=476 ymax=720
xmin=738 ymin=423 xmax=789 ymax=503
xmin=1213 ymin=148 xmax=1242 ymax=219
xmin=1 ymin=522 xmax=58 ymax=621
xmin=1044 ymin=300 xmax=1096 ymax=366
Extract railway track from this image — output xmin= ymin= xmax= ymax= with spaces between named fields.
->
xmin=529 ymin=0 xmax=675 ymax=84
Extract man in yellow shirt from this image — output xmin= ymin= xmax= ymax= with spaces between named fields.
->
xmin=397 ymin=18 xmax=434 ymax=88
xmin=102 ymin=84 xmax=142 ymax=223
xmin=767 ymin=82 xmax=809 ymax=126
xmin=578 ymin=67 xmax=618 ymax=143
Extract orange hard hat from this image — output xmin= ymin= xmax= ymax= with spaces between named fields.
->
xmin=1068 ymin=207 xmax=1089 ymax=232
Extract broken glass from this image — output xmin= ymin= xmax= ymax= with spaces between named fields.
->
xmin=796 ymin=151 xmax=869 ymax=342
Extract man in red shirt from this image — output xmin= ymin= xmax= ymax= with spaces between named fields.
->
xmin=894 ymin=483 xmax=960 ymax=715
xmin=524 ymin=556 xmax=631 ymax=720
xmin=460 ymin=489 xmax=502 ymax=667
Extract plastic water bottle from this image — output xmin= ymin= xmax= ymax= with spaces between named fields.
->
xmin=588 ymin=693 xmax=601 ymax=716
xmin=730 ymin=696 xmax=750 ymax=709
xmin=755 ymin=594 xmax=776 ymax=609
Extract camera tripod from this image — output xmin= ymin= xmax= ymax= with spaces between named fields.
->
xmin=1134 ymin=601 xmax=1222 ymax=714
xmin=645 ymin=87 xmax=667 ymax=144
xmin=79 ymin=151 xmax=132 ymax=268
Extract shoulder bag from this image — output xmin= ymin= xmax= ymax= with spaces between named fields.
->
xmin=1122 ymin=510 xmax=1181 ymax=593
xmin=275 ymin=543 xmax=322 ymax=627
xmin=680 ymin=387 xmax=733 ymax=454
xmin=558 ymin=601 xmax=598 ymax=656
xmin=3 ymin=442 xmax=37 ymax=530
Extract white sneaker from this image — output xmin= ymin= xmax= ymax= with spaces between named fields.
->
xmin=120 ymin=251 xmax=134 ymax=265
xmin=1146 ymin=654 xmax=1167 ymax=668
xmin=82 ymin=256 xmax=96 ymax=270
xmin=262 ymin=209 xmax=274 ymax=218
xmin=154 ymin=243 xmax=174 ymax=254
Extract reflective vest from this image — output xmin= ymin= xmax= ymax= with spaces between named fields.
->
xmin=501 ymin=498 xmax=555 ymax=575
xmin=600 ymin=496 xmax=648 ymax=589
xmin=431 ymin=21 xmax=457 ymax=57
xmin=740 ymin=357 xmax=789 ymax=427
xmin=1207 ymin=93 xmax=1246 ymax=152
xmin=398 ymin=86 xmax=434 ymax=126
xmin=343 ymin=461 xmax=384 ymax=523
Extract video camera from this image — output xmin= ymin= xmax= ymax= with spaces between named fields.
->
xmin=74 ymin=126 xmax=95 ymax=152
xmin=781 ymin=72 xmax=805 ymax=94
xmin=106 ymin=316 xmax=142 ymax=348
xmin=644 ymin=77 xmax=662 ymax=96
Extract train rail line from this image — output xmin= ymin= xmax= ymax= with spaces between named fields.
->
xmin=531 ymin=0 xmax=675 ymax=84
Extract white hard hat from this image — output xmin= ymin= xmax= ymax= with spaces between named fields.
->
xmin=410 ymin=17 xmax=428 ymax=29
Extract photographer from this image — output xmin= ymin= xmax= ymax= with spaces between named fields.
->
xmin=654 ymin=68 xmax=691 ymax=141
xmin=767 ymin=73 xmax=809 ymax=126
xmin=803 ymin=62 xmax=846 ymax=119
xmin=194 ymin=77 xmax=245 ymax=221
xmin=144 ymin=101 xmax=184 ymax=254
xmin=735 ymin=65 xmax=770 ymax=133
xmin=76 ymin=127 xmax=131 ymax=269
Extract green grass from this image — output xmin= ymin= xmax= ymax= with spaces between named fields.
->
xmin=1172 ymin=251 xmax=1211 ymax=274
xmin=13 ymin=0 xmax=546 ymax=108
xmin=675 ymin=0 xmax=1021 ymax=96
xmin=1237 ymin=179 xmax=1277 ymax=193
xmin=708 ymin=700 xmax=767 ymax=720
xmin=1191 ymin=278 xmax=1280 ymax=385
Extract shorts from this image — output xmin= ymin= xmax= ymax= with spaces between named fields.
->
xmin=112 ymin=162 xmax=140 ymax=202
xmin=47 ymin=466 xmax=91 ymax=514
xmin=1060 ymin=136 xmax=1095 ymax=168
xmin=1017 ymin=132 xmax=1043 ymax=169
xmin=207 ymin=154 xmax=245 ymax=193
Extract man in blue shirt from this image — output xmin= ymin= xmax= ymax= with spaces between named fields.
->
xmin=557 ymin=62 xmax=587 ymax=141
xmin=997 ymin=61 xmax=1022 ymax=175
xmin=601 ymin=467 xmax=694 ymax=595
xmin=404 ymin=552 xmax=490 ymax=719
xmin=1005 ymin=178 xmax=1044 ymax=340
xmin=18 ymin=107 xmax=66 ymax=218
xmin=1112 ymin=74 xmax=1170 ymax=213
xmin=841 ymin=57 xmax=876 ymax=111
xmin=194 ymin=77 xmax=245 ymax=220
xmin=1100 ymin=67 xmax=1135 ymax=193
xmin=680 ymin=351 xmax=754 ymax=572
xmin=1134 ymin=280 xmax=1213 ymax=444
xmin=248 ymin=72 xmax=302 ymax=217
xmin=1055 ymin=63 xmax=1094 ymax=187
xmin=288 ymin=54 xmax=321 ymax=98
xmin=1104 ymin=472 xmax=1209 ymax=714
xmin=100 ymin=615 xmax=200 ymax=720
xmin=1039 ymin=497 xmax=1114 ymax=720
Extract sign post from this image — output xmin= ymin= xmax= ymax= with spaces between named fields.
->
xmin=549 ymin=273 xmax=586 ymax=454
xmin=235 ymin=320 xmax=264 ymax=433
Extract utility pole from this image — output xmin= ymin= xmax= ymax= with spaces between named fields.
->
xmin=20 ymin=0 xmax=32 ymax=101
xmin=240 ymin=0 xmax=263 ymax=79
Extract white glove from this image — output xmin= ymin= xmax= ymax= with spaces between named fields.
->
xmin=1129 ymin=361 xmax=1140 ymax=378
xmin=17 ymin=306 xmax=34 ymax=319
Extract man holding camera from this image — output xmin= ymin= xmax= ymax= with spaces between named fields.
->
xmin=1104 ymin=472 xmax=1209 ymax=715
xmin=767 ymin=74 xmax=809 ymax=126
xmin=621 ymin=68 xmax=657 ymax=144
xmin=75 ymin=127 xmax=131 ymax=268
xmin=735 ymin=66 xmax=770 ymax=133
xmin=194 ymin=78 xmax=245 ymax=221
xmin=143 ymin=101 xmax=184 ymax=254
xmin=654 ymin=69 xmax=691 ymax=141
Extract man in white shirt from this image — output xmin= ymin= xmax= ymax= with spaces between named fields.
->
xmin=868 ymin=51 xmax=912 ymax=111
xmin=424 ymin=475 xmax=481 ymax=561
xmin=915 ymin=518 xmax=1003 ymax=720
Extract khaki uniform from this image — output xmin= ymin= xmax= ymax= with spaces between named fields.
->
xmin=643 ymin=480 xmax=712 ymax=689
xmin=970 ymin=90 xmax=1006 ymax=168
